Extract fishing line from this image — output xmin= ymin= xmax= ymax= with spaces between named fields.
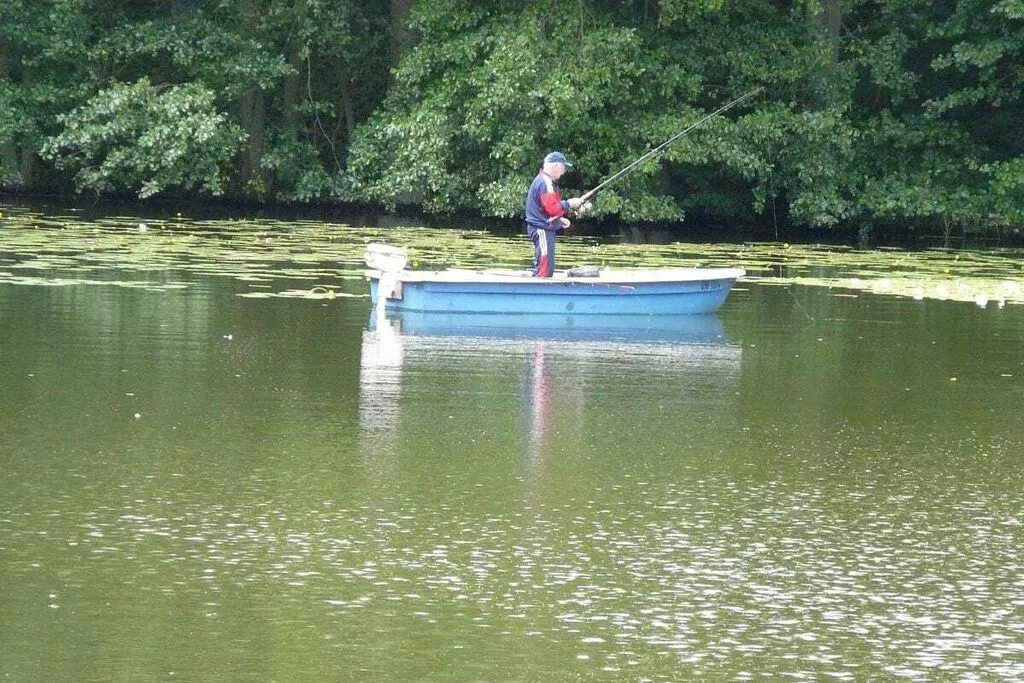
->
xmin=580 ymin=87 xmax=764 ymax=203
xmin=788 ymin=285 xmax=815 ymax=321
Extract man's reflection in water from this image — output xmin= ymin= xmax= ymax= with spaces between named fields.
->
xmin=522 ymin=341 xmax=553 ymax=472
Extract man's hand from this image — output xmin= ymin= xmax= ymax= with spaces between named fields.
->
xmin=567 ymin=197 xmax=585 ymax=210
xmin=560 ymin=217 xmax=571 ymax=230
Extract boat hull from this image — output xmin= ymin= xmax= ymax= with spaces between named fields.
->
xmin=367 ymin=268 xmax=744 ymax=316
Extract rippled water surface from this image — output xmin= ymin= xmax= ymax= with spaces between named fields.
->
xmin=2 ymin=205 xmax=1024 ymax=681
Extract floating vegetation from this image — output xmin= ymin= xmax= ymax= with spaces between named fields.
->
xmin=237 ymin=288 xmax=360 ymax=300
xmin=2 ymin=203 xmax=1023 ymax=306
xmin=0 ymin=272 xmax=190 ymax=291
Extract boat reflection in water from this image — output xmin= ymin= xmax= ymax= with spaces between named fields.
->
xmin=376 ymin=311 xmax=733 ymax=343
xmin=359 ymin=311 xmax=742 ymax=469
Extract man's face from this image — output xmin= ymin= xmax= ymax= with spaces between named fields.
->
xmin=548 ymin=163 xmax=566 ymax=180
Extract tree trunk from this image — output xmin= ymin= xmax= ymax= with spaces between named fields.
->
xmin=18 ymin=151 xmax=35 ymax=189
xmin=389 ymin=0 xmax=413 ymax=68
xmin=645 ymin=0 xmax=658 ymax=25
xmin=236 ymin=0 xmax=267 ymax=197
xmin=282 ymin=49 xmax=303 ymax=140
xmin=818 ymin=0 xmax=842 ymax=60
xmin=333 ymin=57 xmax=355 ymax=147
xmin=282 ymin=0 xmax=305 ymax=142
xmin=0 ymin=53 xmax=16 ymax=184
xmin=0 ymin=145 xmax=13 ymax=185
xmin=12 ymin=58 xmax=37 ymax=190
xmin=239 ymin=85 xmax=266 ymax=196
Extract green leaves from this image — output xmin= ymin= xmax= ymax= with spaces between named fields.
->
xmin=2 ymin=0 xmax=1022 ymax=235
xmin=41 ymin=78 xmax=244 ymax=198
xmin=342 ymin=0 xmax=893 ymax=228
xmin=991 ymin=158 xmax=1024 ymax=223
xmin=345 ymin=2 xmax=767 ymax=221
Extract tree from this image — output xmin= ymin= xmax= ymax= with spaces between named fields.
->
xmin=841 ymin=0 xmax=1024 ymax=233
xmin=0 ymin=0 xmax=100 ymax=189
xmin=2 ymin=0 xmax=391 ymax=200
xmin=41 ymin=78 xmax=244 ymax=197
xmin=2 ymin=0 xmax=1022 ymax=236
xmin=344 ymin=0 xmax=849 ymax=228
xmin=256 ymin=0 xmax=391 ymax=200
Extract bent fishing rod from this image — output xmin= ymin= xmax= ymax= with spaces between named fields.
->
xmin=579 ymin=87 xmax=763 ymax=204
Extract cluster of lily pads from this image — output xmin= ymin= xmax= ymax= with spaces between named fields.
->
xmin=2 ymin=204 xmax=1022 ymax=306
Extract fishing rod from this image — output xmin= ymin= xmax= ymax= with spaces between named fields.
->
xmin=578 ymin=87 xmax=763 ymax=204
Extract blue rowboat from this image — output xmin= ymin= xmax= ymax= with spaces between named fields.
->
xmin=364 ymin=244 xmax=744 ymax=316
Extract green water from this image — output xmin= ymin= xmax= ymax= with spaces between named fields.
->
xmin=2 ymin=205 xmax=1023 ymax=681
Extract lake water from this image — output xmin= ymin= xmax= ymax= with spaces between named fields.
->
xmin=2 ymin=206 xmax=1023 ymax=681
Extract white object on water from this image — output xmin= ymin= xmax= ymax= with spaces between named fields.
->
xmin=364 ymin=243 xmax=408 ymax=272
xmin=376 ymin=272 xmax=399 ymax=314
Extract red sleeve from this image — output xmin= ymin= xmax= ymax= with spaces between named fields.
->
xmin=540 ymin=191 xmax=564 ymax=218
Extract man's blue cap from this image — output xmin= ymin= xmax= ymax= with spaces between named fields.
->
xmin=544 ymin=151 xmax=572 ymax=167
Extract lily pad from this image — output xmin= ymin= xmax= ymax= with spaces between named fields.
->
xmin=2 ymin=203 xmax=1023 ymax=306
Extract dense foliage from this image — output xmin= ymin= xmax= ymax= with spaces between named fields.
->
xmin=1 ymin=0 xmax=1022 ymax=237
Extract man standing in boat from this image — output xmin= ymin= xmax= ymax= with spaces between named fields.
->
xmin=524 ymin=151 xmax=586 ymax=277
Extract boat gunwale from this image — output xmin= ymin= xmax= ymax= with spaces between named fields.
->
xmin=365 ymin=267 xmax=746 ymax=285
